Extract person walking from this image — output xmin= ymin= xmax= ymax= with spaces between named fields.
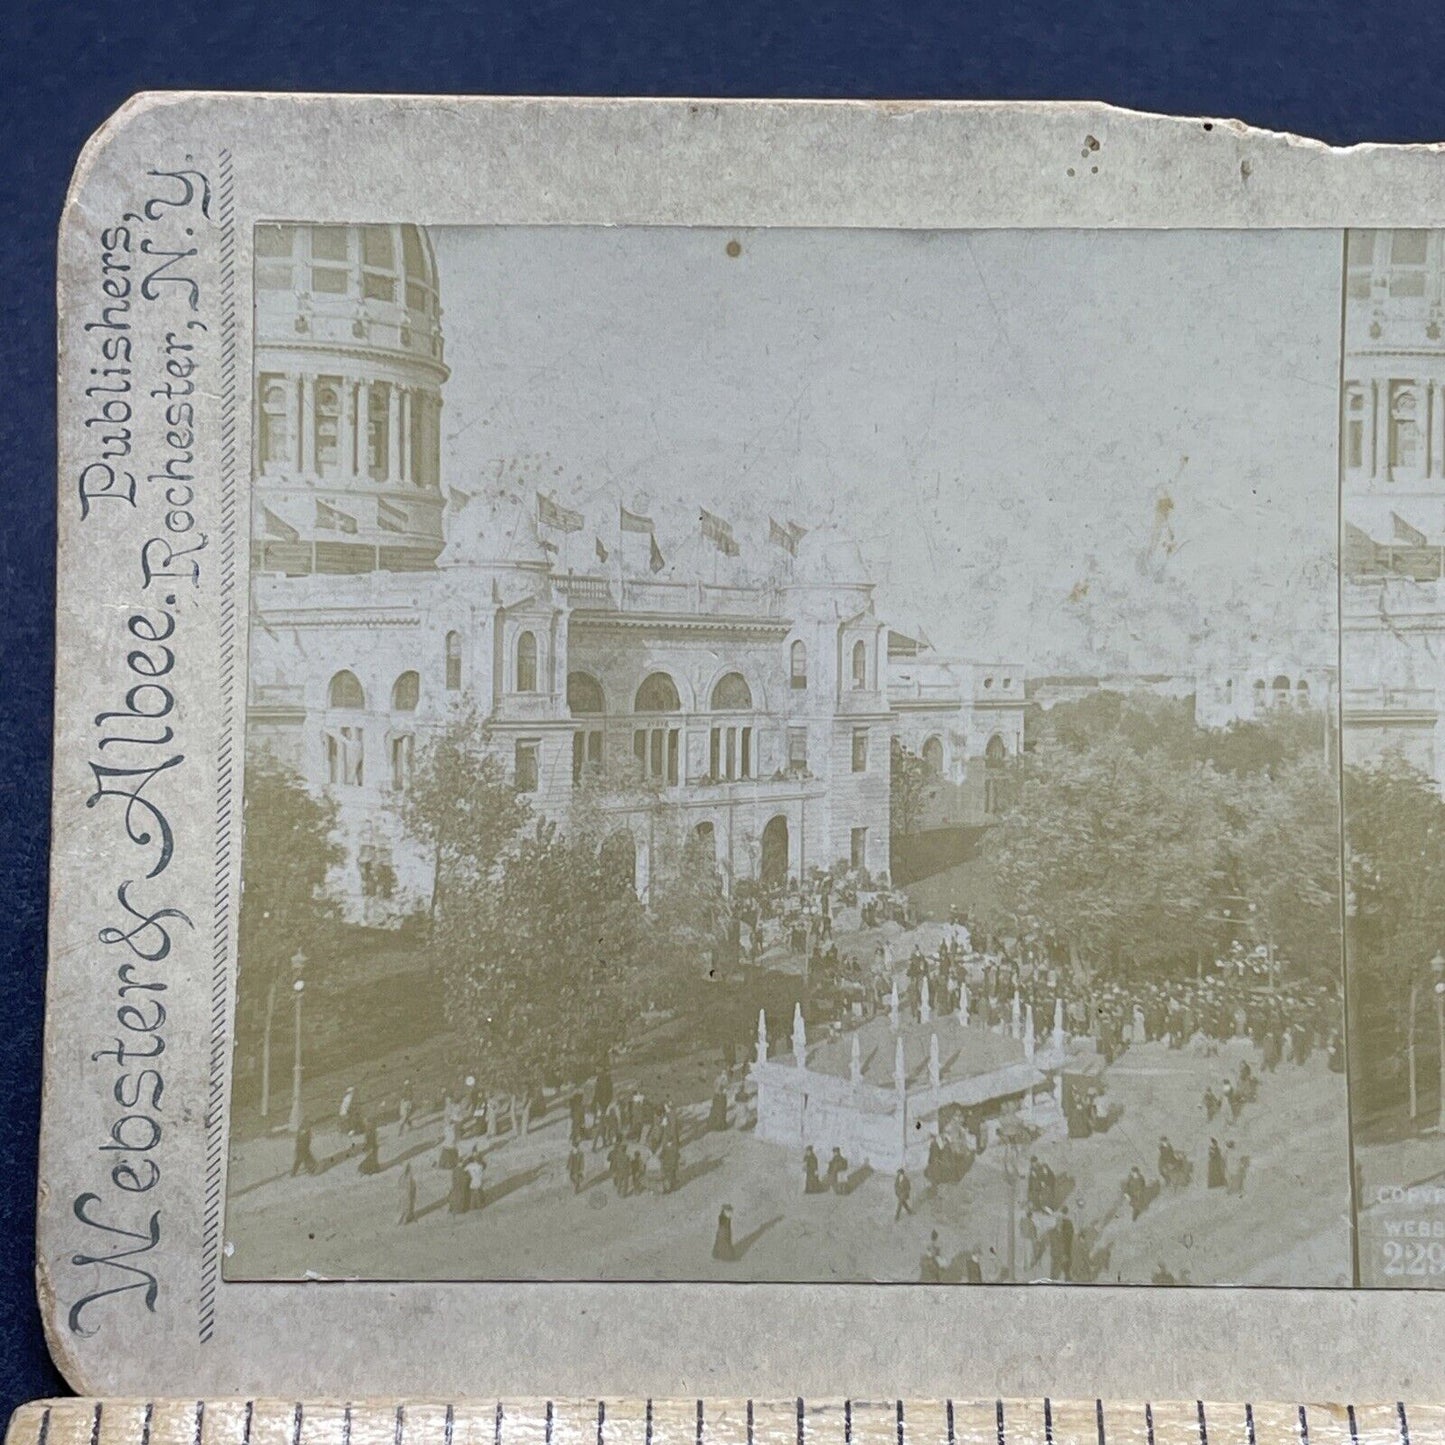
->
xmin=291 ymin=1123 xmax=318 ymax=1177
xmin=465 ymin=1151 xmax=486 ymax=1210
xmin=397 ymin=1161 xmax=416 ymax=1225
xmin=568 ymin=1140 xmax=586 ymax=1194
xmin=712 ymin=1204 xmax=736 ymax=1262
xmin=894 ymin=1167 xmax=914 ymax=1220
xmin=1049 ymin=1206 xmax=1075 ymax=1282
xmin=803 ymin=1145 xmax=823 ymax=1195
xmin=358 ymin=1118 xmax=381 ymax=1176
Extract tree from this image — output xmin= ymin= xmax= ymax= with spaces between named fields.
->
xmin=400 ymin=708 xmax=531 ymax=924
xmin=1224 ymin=756 xmax=1342 ymax=986
xmin=434 ymin=816 xmax=655 ymax=1094
xmin=649 ymin=820 xmax=730 ymax=983
xmin=1345 ymin=756 xmax=1445 ymax=1130
xmin=236 ymin=758 xmax=343 ymax=1119
xmin=891 ymin=738 xmax=930 ymax=839
xmin=974 ymin=732 xmax=1230 ymax=981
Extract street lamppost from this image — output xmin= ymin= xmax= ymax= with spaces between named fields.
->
xmin=1433 ymin=952 xmax=1445 ymax=1135
xmin=287 ymin=950 xmax=306 ymax=1135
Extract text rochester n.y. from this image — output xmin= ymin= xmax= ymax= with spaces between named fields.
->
xmin=65 ymin=162 xmax=215 ymax=1338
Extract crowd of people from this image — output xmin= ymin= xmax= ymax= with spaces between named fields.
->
xmin=274 ymin=883 xmax=1345 ymax=1284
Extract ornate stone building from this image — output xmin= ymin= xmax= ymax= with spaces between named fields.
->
xmin=1341 ymin=229 xmax=1445 ymax=784
xmin=245 ymin=224 xmax=1026 ymax=920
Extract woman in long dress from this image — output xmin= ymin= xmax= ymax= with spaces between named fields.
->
xmin=358 ymin=1119 xmax=381 ymax=1176
xmin=712 ymin=1204 xmax=735 ymax=1262
xmin=397 ymin=1162 xmax=416 ymax=1225
xmin=448 ymin=1161 xmax=471 ymax=1214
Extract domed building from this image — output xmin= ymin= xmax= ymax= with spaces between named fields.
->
xmin=251 ymin=223 xmax=448 ymax=575
xmin=245 ymin=225 xmax=1026 ymax=924
xmin=1341 ymin=229 xmax=1445 ymax=785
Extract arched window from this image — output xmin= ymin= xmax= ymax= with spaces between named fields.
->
xmin=445 ymin=631 xmax=462 ymax=691
xmin=984 ymin=734 xmax=1008 ymax=816
xmin=567 ymin=671 xmax=605 ymax=715
xmin=1252 ymin=679 xmax=1266 ymax=711
xmin=515 ymin=631 xmax=538 ymax=693
xmin=634 ymin=673 xmax=681 ymax=713
xmin=314 ymin=378 xmax=341 ymax=475
xmin=1297 ymin=678 xmax=1312 ymax=703
xmin=1272 ymin=674 xmax=1291 ymax=708
xmin=851 ymin=639 xmax=868 ymax=689
xmin=600 ymin=830 xmax=637 ymax=897
xmin=922 ymin=736 xmax=944 ymax=776
xmin=711 ymin=672 xmax=753 ymax=711
xmin=259 ymin=379 xmax=290 ymax=469
xmin=391 ymin=671 xmax=420 ymax=712
xmin=1390 ymin=385 xmax=1421 ymax=471
xmin=790 ymin=639 xmax=808 ymax=690
xmin=329 ymin=670 xmax=365 ymax=709
xmin=1344 ymin=387 xmax=1366 ymax=471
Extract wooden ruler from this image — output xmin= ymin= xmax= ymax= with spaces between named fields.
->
xmin=6 ymin=1401 xmax=1442 ymax=1445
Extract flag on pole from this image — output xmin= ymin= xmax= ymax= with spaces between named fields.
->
xmin=701 ymin=508 xmax=740 ymax=556
xmin=316 ymin=499 xmax=358 ymax=534
xmin=649 ymin=533 xmax=666 ymax=574
xmin=540 ymin=536 xmax=560 ymax=557
xmin=768 ymin=517 xmax=805 ymax=555
xmin=595 ymin=535 xmax=610 ymax=564
xmin=538 ymin=492 xmax=583 ymax=532
xmin=1393 ymin=511 xmax=1428 ymax=547
xmin=620 ymin=504 xmax=655 ymax=534
xmin=261 ymin=505 xmax=299 ymax=542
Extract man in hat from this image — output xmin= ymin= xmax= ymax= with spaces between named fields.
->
xmin=894 ymin=1167 xmax=914 ymax=1220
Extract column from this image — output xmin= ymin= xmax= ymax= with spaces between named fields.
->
xmin=340 ymin=378 xmax=358 ymax=480
xmin=1436 ymin=381 xmax=1445 ymax=479
xmin=1422 ymin=377 xmax=1432 ymax=480
xmin=1370 ymin=378 xmax=1380 ymax=479
xmin=299 ymin=375 xmax=315 ymax=476
xmin=400 ymin=388 xmax=413 ymax=484
xmin=357 ymin=380 xmax=371 ymax=478
xmin=387 ymin=384 xmax=402 ymax=481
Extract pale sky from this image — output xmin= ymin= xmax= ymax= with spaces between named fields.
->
xmin=433 ymin=226 xmax=1343 ymax=675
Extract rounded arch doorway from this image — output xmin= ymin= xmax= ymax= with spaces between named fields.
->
xmin=760 ymin=815 xmax=789 ymax=889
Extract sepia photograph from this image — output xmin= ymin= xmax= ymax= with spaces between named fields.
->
xmin=223 ymin=222 xmax=1360 ymax=1286
xmin=1340 ymin=229 xmax=1445 ymax=1287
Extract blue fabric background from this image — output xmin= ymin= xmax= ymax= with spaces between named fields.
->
xmin=3 ymin=0 xmax=1440 ymax=1418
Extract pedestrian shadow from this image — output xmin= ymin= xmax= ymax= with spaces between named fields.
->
xmin=733 ymin=1214 xmax=785 ymax=1259
xmin=838 ymin=1164 xmax=874 ymax=1197
xmin=412 ymin=1192 xmax=452 ymax=1223
xmin=674 ymin=1155 xmax=724 ymax=1190
xmin=230 ymin=1167 xmax=295 ymax=1201
xmin=480 ymin=1162 xmax=548 ymax=1207
xmin=378 ymin=1137 xmax=441 ymax=1173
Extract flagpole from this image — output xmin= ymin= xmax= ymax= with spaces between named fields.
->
xmin=616 ymin=497 xmax=625 ymax=607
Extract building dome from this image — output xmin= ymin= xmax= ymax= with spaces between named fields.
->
xmin=255 ymin=223 xmax=444 ymax=360
xmin=1346 ymin=230 xmax=1445 ymax=349
xmin=789 ymin=524 xmax=869 ymax=587
xmin=437 ymin=488 xmax=553 ymax=570
xmin=251 ymin=224 xmax=450 ymax=576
